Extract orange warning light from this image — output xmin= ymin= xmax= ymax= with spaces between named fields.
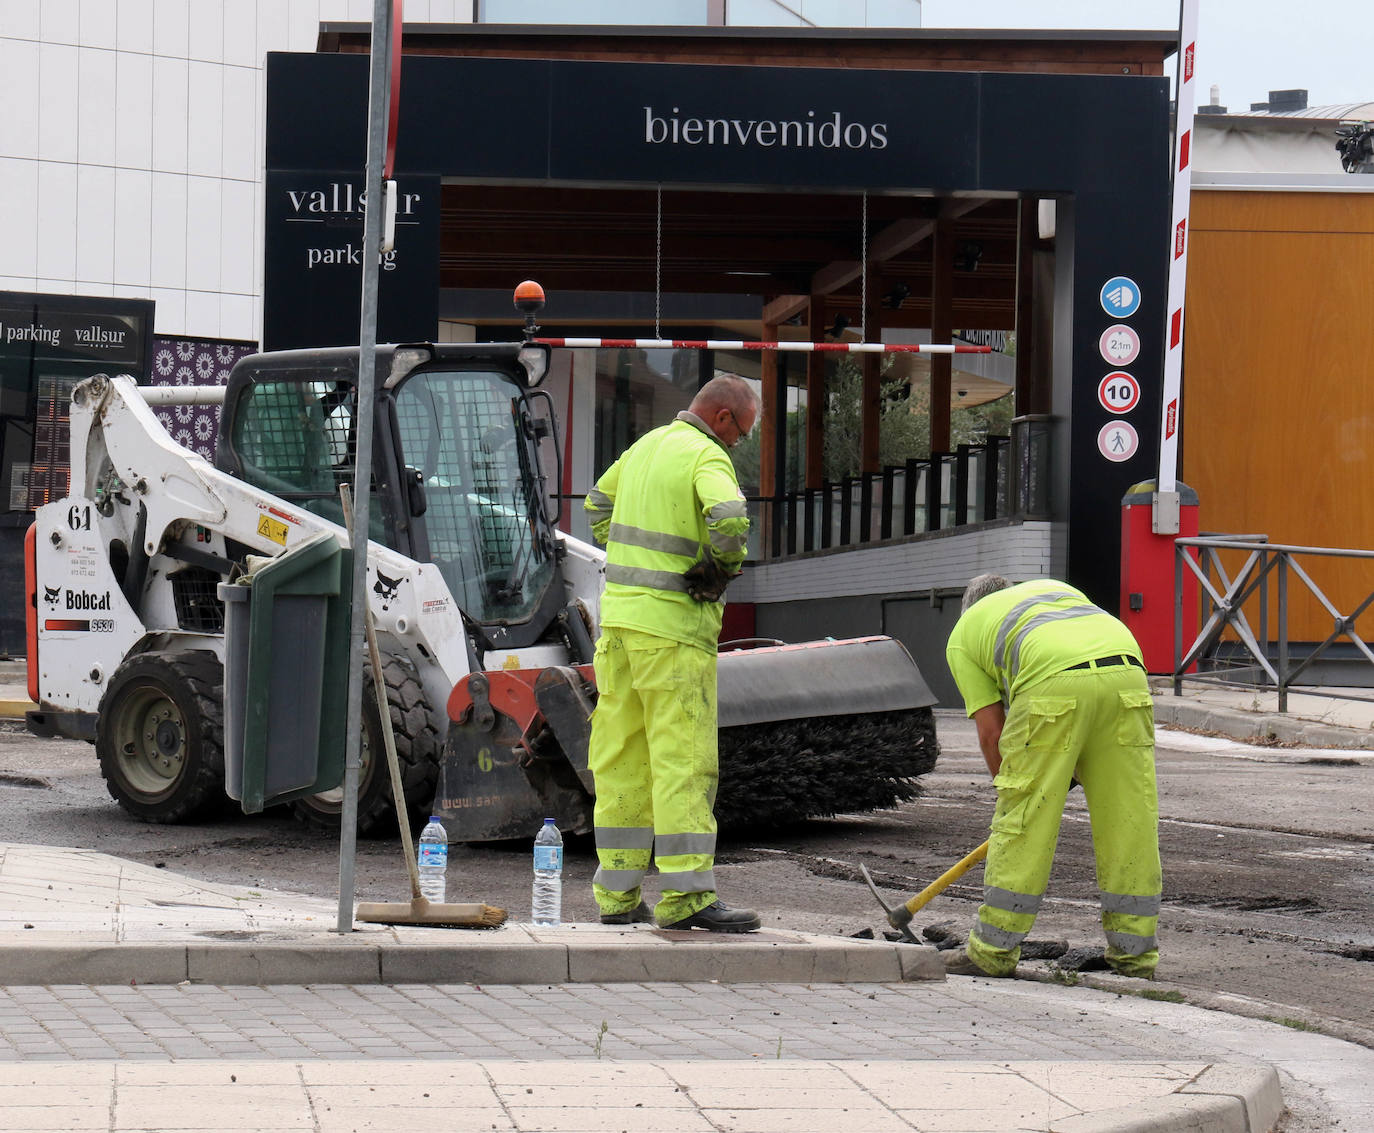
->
xmin=513 ymin=280 xmax=545 ymax=314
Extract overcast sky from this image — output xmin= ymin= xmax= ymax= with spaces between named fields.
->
xmin=920 ymin=1 xmax=1367 ymax=112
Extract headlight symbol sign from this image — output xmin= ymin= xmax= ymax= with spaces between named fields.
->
xmin=1099 ymin=276 xmax=1141 ymax=319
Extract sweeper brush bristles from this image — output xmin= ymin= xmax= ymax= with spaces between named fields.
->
xmin=355 ymin=899 xmax=508 ymax=928
xmin=715 ymin=706 xmax=939 ymax=831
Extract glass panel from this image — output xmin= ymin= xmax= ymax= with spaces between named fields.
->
xmin=726 ymin=0 xmax=922 ymax=26
xmin=26 ymin=372 xmax=80 ymax=510
xmin=592 ymin=346 xmax=702 ymax=480
xmin=394 ymin=368 xmax=555 ymax=625
xmin=229 ymin=376 xmax=384 ymax=535
xmin=482 ymin=0 xmax=709 ymax=24
xmin=232 ymin=380 xmax=339 ymax=495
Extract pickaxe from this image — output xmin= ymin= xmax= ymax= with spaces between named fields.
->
xmin=859 ymin=839 xmax=990 ymax=944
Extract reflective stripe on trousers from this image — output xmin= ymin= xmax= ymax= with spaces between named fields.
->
xmin=587 ymin=626 xmax=720 ymax=923
xmin=967 ymin=665 xmax=1161 ymax=978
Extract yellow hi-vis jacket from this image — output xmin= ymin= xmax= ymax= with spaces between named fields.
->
xmin=585 ymin=412 xmax=749 ymax=652
xmin=946 ymin=579 xmax=1145 ymax=713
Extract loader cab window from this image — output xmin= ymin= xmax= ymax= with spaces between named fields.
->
xmin=392 ymin=367 xmax=554 ymax=624
xmin=228 ymin=376 xmax=384 ymax=537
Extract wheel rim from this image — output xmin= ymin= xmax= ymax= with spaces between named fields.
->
xmin=110 ymin=683 xmax=187 ymax=798
xmin=303 ymin=720 xmax=374 ymax=813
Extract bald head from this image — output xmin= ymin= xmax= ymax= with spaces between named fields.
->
xmin=691 ymin=375 xmax=760 ymax=448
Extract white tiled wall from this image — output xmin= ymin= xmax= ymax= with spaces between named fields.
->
xmin=0 ymin=1 xmax=475 ymax=344
xmin=731 ymin=522 xmax=1064 ymax=604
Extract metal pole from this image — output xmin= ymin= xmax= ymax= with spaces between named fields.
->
xmin=336 ymin=0 xmax=395 ymax=934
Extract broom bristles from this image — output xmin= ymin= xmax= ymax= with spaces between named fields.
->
xmin=716 ymin=706 xmax=939 ymax=831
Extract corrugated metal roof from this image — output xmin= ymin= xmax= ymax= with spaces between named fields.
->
xmin=1243 ymin=101 xmax=1374 ymax=120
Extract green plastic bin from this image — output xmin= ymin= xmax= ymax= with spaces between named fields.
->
xmin=218 ymin=532 xmax=353 ymax=813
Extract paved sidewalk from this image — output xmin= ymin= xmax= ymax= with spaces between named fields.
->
xmin=2 ymin=842 xmax=1360 ymax=1133
xmin=0 ymin=1058 xmax=1284 ymax=1133
xmin=6 ymin=663 xmax=1374 ymax=1129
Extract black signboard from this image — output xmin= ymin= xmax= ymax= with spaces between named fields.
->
xmin=264 ymin=50 xmax=1173 ymax=609
xmin=0 ymin=304 xmax=147 ymax=368
xmin=0 ymin=291 xmax=153 ymax=655
xmin=262 ymin=171 xmax=439 ymax=351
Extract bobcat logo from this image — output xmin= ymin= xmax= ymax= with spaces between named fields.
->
xmin=43 ymin=586 xmax=61 ymax=606
xmin=373 ymin=569 xmax=405 ymax=612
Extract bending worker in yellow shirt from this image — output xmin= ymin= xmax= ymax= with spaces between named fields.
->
xmin=943 ymin=574 xmax=1162 ymax=978
xmin=583 ymin=374 xmax=761 ymax=932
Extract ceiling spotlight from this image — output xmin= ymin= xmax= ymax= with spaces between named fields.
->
xmin=827 ymin=313 xmax=851 ymax=339
xmin=883 ymin=283 xmax=910 ymax=310
xmin=955 ymin=241 xmax=984 ymax=272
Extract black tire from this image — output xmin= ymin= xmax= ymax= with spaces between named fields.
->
xmin=95 ymin=650 xmax=227 ymax=824
xmin=291 ymin=653 xmax=440 ymax=837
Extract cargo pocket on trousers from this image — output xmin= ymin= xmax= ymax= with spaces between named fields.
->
xmin=990 ymin=769 xmax=1037 ymax=836
xmin=1117 ymin=689 xmax=1155 ymax=747
xmin=1026 ymin=696 xmax=1076 ymax=753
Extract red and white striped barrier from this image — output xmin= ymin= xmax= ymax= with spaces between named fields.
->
xmin=1157 ymin=0 xmax=1198 ymax=494
xmin=534 ymin=338 xmax=992 ymax=355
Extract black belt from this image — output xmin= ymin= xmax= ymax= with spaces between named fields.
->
xmin=1064 ymin=654 xmax=1144 ymax=671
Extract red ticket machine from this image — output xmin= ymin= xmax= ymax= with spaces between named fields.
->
xmin=1121 ymin=480 xmax=1199 ymax=674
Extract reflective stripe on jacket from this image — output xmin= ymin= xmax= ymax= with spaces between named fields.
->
xmin=945 ymin=579 xmax=1145 ymax=716
xmin=585 ymin=413 xmax=748 ymax=651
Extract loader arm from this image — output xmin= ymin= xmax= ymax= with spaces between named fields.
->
xmin=42 ymin=373 xmax=471 ymax=717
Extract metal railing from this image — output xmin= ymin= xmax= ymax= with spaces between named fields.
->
xmin=760 ymin=417 xmax=1052 ymax=558
xmin=1174 ymin=534 xmax=1374 ymax=711
xmin=561 ymin=415 xmax=1053 ymax=561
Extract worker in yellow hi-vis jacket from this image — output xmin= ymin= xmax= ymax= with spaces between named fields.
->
xmin=583 ymin=374 xmax=761 ymax=933
xmin=943 ymin=574 xmax=1162 ymax=978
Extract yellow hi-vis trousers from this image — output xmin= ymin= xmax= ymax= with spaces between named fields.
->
xmin=968 ymin=664 xmax=1162 ymax=978
xmin=588 ymin=626 xmax=720 ymax=925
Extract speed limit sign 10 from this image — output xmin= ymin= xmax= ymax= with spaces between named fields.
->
xmin=1098 ymin=371 xmax=1140 ymax=414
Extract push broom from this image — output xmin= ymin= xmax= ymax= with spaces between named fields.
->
xmin=342 ymin=488 xmax=507 ymax=929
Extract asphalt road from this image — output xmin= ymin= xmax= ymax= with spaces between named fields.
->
xmin=2 ymin=712 xmax=1371 ymax=1045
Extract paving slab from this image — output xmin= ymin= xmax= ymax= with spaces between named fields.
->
xmin=0 ymin=1058 xmax=1285 ymax=1133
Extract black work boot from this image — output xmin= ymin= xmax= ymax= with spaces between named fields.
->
xmin=661 ymin=900 xmax=761 ymax=933
xmin=599 ymin=900 xmax=655 ymax=925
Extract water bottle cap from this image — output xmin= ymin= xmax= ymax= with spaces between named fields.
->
xmin=543 ymin=818 xmax=555 ymax=825
xmin=430 ymin=816 xmax=442 ymax=822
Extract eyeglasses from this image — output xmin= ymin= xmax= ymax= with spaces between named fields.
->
xmin=725 ymin=407 xmax=751 ymax=441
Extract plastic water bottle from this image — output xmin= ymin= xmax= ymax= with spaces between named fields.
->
xmin=417 ymin=816 xmax=448 ymax=903
xmin=531 ymin=818 xmax=563 ymax=926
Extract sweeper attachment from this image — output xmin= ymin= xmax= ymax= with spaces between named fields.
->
xmin=439 ymin=634 xmax=939 ymax=841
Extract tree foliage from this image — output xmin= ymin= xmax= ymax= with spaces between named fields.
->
xmin=731 ymin=354 xmax=1014 ymax=489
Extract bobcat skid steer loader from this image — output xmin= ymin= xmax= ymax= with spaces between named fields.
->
xmin=25 ymin=298 xmax=938 ymax=839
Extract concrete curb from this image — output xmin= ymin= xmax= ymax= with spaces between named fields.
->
xmin=1049 ymin=1065 xmax=1283 ymax=1133
xmin=1014 ymin=962 xmax=1374 ymax=1051
xmin=1154 ymin=696 xmax=1374 ymax=750
xmin=0 ymin=698 xmax=35 ymax=720
xmin=0 ymin=930 xmax=946 ymax=987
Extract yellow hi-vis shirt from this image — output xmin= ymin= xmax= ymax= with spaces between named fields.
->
xmin=945 ymin=580 xmax=1145 ymax=716
xmin=584 ymin=412 xmax=749 ymax=652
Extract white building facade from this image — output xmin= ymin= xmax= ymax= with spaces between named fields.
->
xmin=0 ymin=0 xmax=922 ymax=345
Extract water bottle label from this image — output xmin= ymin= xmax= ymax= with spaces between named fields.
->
xmin=533 ymin=845 xmax=562 ymax=871
xmin=418 ymin=844 xmax=448 ymax=868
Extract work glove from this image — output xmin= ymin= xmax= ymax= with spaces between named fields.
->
xmin=682 ymin=555 xmax=734 ymax=603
